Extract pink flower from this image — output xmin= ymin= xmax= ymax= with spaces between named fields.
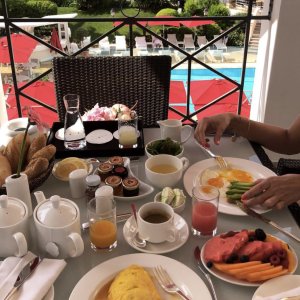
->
xmin=24 ymin=105 xmax=50 ymax=132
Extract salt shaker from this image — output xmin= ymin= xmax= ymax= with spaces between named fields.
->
xmin=69 ymin=169 xmax=88 ymax=199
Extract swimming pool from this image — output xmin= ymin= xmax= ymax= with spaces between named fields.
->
xmin=171 ymin=67 xmax=255 ymax=113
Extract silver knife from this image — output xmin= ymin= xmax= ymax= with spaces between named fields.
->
xmin=194 ymin=246 xmax=217 ymax=300
xmin=4 ymin=256 xmax=44 ymax=300
xmin=235 ymin=201 xmax=300 ymax=243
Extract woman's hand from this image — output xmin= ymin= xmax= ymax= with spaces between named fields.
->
xmin=242 ymin=174 xmax=300 ymax=210
xmin=194 ymin=113 xmax=237 ymax=146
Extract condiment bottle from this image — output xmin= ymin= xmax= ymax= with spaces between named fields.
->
xmin=85 ymin=175 xmax=101 ymax=204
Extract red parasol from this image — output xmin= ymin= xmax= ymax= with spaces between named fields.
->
xmin=2 ymin=84 xmax=10 ymax=94
xmin=169 ymin=81 xmax=187 ymax=104
xmin=148 ymin=16 xmax=181 ymax=27
xmin=114 ymin=21 xmax=147 ymax=27
xmin=168 ymin=105 xmax=194 ymax=124
xmin=180 ymin=16 xmax=216 ymax=28
xmin=0 ymin=34 xmax=38 ymax=63
xmin=50 ymin=28 xmax=62 ymax=53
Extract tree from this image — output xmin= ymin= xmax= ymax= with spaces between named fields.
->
xmin=156 ymin=8 xmax=178 ymax=17
xmin=208 ymin=4 xmax=231 ymax=29
xmin=227 ymin=12 xmax=247 ymax=46
xmin=197 ymin=0 xmax=221 ymax=11
xmin=184 ymin=0 xmax=200 ymax=16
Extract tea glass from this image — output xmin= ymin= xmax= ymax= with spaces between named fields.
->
xmin=118 ymin=111 xmax=138 ymax=148
xmin=87 ymin=196 xmax=117 ymax=253
xmin=192 ymin=185 xmax=220 ymax=238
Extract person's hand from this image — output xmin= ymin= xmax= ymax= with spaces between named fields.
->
xmin=241 ymin=174 xmax=300 ymax=210
xmin=194 ymin=113 xmax=236 ymax=146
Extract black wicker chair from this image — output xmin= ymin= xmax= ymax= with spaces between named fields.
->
xmin=51 ymin=56 xmax=172 ymax=127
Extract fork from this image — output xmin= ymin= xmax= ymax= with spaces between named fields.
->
xmin=153 ymin=266 xmax=190 ymax=300
xmin=195 ymin=140 xmax=228 ymax=171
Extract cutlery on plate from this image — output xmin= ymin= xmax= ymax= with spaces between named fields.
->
xmin=195 ymin=140 xmax=228 ymax=171
xmin=235 ymin=201 xmax=300 ymax=243
xmin=153 ymin=266 xmax=190 ymax=300
xmin=4 ymin=255 xmax=44 ymax=300
xmin=82 ymin=212 xmax=132 ymax=230
xmin=130 ymin=204 xmax=146 ymax=248
xmin=194 ymin=246 xmax=218 ymax=300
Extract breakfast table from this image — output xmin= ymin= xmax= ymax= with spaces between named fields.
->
xmin=26 ymin=128 xmax=300 ymax=300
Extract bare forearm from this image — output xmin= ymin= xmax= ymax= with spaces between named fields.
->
xmin=229 ymin=114 xmax=300 ymax=155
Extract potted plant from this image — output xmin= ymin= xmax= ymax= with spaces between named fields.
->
xmin=75 ymin=27 xmax=90 ymax=56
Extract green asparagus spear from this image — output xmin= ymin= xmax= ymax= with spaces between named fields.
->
xmin=230 ymin=181 xmax=255 ymax=187
xmin=226 ymin=190 xmax=246 ymax=195
xmin=226 ymin=194 xmax=243 ymax=200
xmin=228 ymin=185 xmax=251 ymax=191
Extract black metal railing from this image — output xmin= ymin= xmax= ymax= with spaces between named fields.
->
xmin=1 ymin=0 xmax=274 ymax=124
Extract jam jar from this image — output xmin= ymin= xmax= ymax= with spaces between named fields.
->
xmin=122 ymin=177 xmax=139 ymax=197
xmin=108 ymin=156 xmax=124 ymax=166
xmin=111 ymin=166 xmax=128 ymax=180
xmin=105 ymin=176 xmax=123 ymax=196
xmin=98 ymin=162 xmax=113 ymax=182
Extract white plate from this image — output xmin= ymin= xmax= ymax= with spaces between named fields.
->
xmin=0 ymin=262 xmax=54 ymax=300
xmin=183 ymin=157 xmax=277 ymax=216
xmin=52 ymin=159 xmax=93 ymax=182
xmin=69 ymin=253 xmax=212 ymax=300
xmin=94 ymin=157 xmax=154 ymax=201
xmin=123 ymin=214 xmax=189 ymax=254
xmin=200 ymin=233 xmax=298 ymax=287
xmin=86 ymin=129 xmax=113 ymax=144
xmin=252 ymin=275 xmax=300 ymax=299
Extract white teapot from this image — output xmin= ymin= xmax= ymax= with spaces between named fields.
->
xmin=33 ymin=191 xmax=84 ymax=259
xmin=0 ymin=195 xmax=29 ymax=258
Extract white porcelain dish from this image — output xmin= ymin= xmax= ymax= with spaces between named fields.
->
xmin=69 ymin=253 xmax=211 ymax=300
xmin=145 ymin=139 xmax=184 ymax=159
xmin=184 ymin=157 xmax=277 ymax=216
xmin=52 ymin=160 xmax=93 ymax=182
xmin=252 ymin=275 xmax=300 ymax=299
xmin=154 ymin=191 xmax=185 ymax=214
xmin=94 ymin=157 xmax=154 ymax=201
xmin=200 ymin=233 xmax=298 ymax=287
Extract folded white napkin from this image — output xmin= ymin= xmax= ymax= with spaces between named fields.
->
xmin=0 ymin=251 xmax=66 ymax=300
xmin=254 ymin=287 xmax=300 ymax=300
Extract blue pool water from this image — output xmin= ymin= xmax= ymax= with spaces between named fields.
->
xmin=171 ymin=67 xmax=255 ymax=113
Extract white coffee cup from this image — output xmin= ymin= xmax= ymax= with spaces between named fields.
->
xmin=137 ymin=202 xmax=178 ymax=243
xmin=0 ymin=195 xmax=29 ymax=258
xmin=145 ymin=154 xmax=189 ymax=189
xmin=157 ymin=119 xmax=193 ymax=144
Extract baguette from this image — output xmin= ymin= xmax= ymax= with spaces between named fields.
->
xmin=0 ymin=154 xmax=12 ymax=186
xmin=31 ymin=144 xmax=56 ymax=162
xmin=4 ymin=133 xmax=31 ymax=173
xmin=26 ymin=133 xmax=47 ymax=163
xmin=22 ymin=157 xmax=49 ymax=181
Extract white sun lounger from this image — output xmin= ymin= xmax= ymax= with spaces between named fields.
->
xmin=135 ymin=36 xmax=147 ymax=50
xmin=116 ymin=35 xmax=127 ymax=51
xmin=99 ymin=36 xmax=110 ymax=50
xmin=208 ymin=49 xmax=224 ymax=62
xmin=213 ymin=35 xmax=227 ymax=51
xmin=174 ymin=50 xmax=187 ymax=62
xmin=183 ymin=34 xmax=195 ymax=49
xmin=167 ymin=34 xmax=179 ymax=48
xmin=197 ymin=36 xmax=208 ymax=46
xmin=191 ymin=46 xmax=206 ymax=63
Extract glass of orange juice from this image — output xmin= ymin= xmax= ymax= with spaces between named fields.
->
xmin=87 ymin=196 xmax=117 ymax=252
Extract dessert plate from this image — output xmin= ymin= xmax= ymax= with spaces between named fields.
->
xmin=184 ymin=157 xmax=276 ymax=216
xmin=94 ymin=157 xmax=154 ymax=201
xmin=69 ymin=254 xmax=212 ymax=300
xmin=200 ymin=233 xmax=298 ymax=287
xmin=123 ymin=214 xmax=189 ymax=254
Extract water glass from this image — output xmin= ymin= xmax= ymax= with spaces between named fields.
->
xmin=87 ymin=196 xmax=117 ymax=253
xmin=118 ymin=111 xmax=138 ymax=148
xmin=64 ymin=94 xmax=86 ymax=150
xmin=192 ymin=185 xmax=219 ymax=238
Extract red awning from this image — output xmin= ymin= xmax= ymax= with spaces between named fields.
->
xmin=50 ymin=28 xmax=62 ymax=53
xmin=180 ymin=16 xmax=216 ymax=28
xmin=148 ymin=16 xmax=181 ymax=27
xmin=169 ymin=81 xmax=187 ymax=104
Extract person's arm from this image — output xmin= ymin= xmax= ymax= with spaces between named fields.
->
xmin=194 ymin=113 xmax=300 ymax=155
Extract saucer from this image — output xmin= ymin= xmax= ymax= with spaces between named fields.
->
xmin=123 ymin=214 xmax=189 ymax=254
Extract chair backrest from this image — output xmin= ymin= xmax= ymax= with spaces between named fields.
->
xmin=116 ymin=36 xmax=126 ymax=44
xmin=168 ymin=34 xmax=177 ymax=41
xmin=197 ymin=36 xmax=207 ymax=45
xmin=135 ymin=36 xmax=146 ymax=45
xmin=99 ymin=37 xmax=109 ymax=48
xmin=184 ymin=34 xmax=193 ymax=39
xmin=52 ymin=56 xmax=172 ymax=127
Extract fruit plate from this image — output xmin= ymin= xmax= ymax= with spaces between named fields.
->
xmin=200 ymin=233 xmax=298 ymax=287
xmin=52 ymin=159 xmax=93 ymax=182
xmin=183 ymin=157 xmax=276 ymax=216
xmin=94 ymin=157 xmax=154 ymax=201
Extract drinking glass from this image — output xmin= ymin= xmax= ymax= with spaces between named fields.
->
xmin=64 ymin=94 xmax=86 ymax=150
xmin=118 ymin=111 xmax=138 ymax=148
xmin=192 ymin=185 xmax=219 ymax=238
xmin=87 ymin=196 xmax=117 ymax=253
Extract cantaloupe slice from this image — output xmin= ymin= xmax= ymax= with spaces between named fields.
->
xmin=247 ymin=269 xmax=288 ymax=282
xmin=246 ymin=265 xmax=282 ymax=280
xmin=233 ymin=265 xmax=274 ymax=279
xmin=213 ymin=261 xmax=260 ymax=272
xmin=228 ymin=263 xmax=271 ymax=275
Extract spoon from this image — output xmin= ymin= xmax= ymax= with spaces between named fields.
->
xmin=131 ymin=204 xmax=146 ymax=248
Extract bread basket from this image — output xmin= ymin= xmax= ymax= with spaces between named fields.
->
xmin=0 ymin=158 xmax=55 ymax=196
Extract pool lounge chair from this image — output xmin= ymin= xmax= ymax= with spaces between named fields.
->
xmin=183 ymin=34 xmax=195 ymax=50
xmin=167 ymin=34 xmax=179 ymax=48
xmin=116 ymin=36 xmax=127 ymax=51
xmin=213 ymin=35 xmax=227 ymax=51
xmin=152 ymin=35 xmax=163 ymax=48
xmin=197 ymin=36 xmax=208 ymax=47
xmin=99 ymin=36 xmax=110 ymax=50
xmin=208 ymin=49 xmax=224 ymax=62
xmin=174 ymin=50 xmax=187 ymax=62
xmin=135 ymin=36 xmax=147 ymax=50
xmin=191 ymin=47 xmax=206 ymax=63
xmin=82 ymin=36 xmax=91 ymax=48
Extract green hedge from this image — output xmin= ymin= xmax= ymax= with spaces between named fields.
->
xmin=177 ymin=27 xmax=194 ymax=41
xmin=156 ymin=8 xmax=178 ymax=17
xmin=205 ymin=23 xmax=221 ymax=41
xmin=184 ymin=0 xmax=200 ymax=16
xmin=227 ymin=12 xmax=247 ymax=46
xmin=0 ymin=0 xmax=28 ymax=18
xmin=208 ymin=4 xmax=231 ymax=29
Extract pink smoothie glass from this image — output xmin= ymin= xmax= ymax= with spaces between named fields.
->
xmin=192 ymin=185 xmax=219 ymax=238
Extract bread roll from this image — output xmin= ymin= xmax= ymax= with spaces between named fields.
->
xmin=0 ymin=154 xmax=12 ymax=186
xmin=31 ymin=144 xmax=56 ymax=161
xmin=22 ymin=158 xmax=49 ymax=181
xmin=26 ymin=133 xmax=47 ymax=163
xmin=4 ymin=133 xmax=31 ymax=173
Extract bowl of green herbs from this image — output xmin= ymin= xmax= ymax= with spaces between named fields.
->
xmin=145 ymin=138 xmax=184 ymax=158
